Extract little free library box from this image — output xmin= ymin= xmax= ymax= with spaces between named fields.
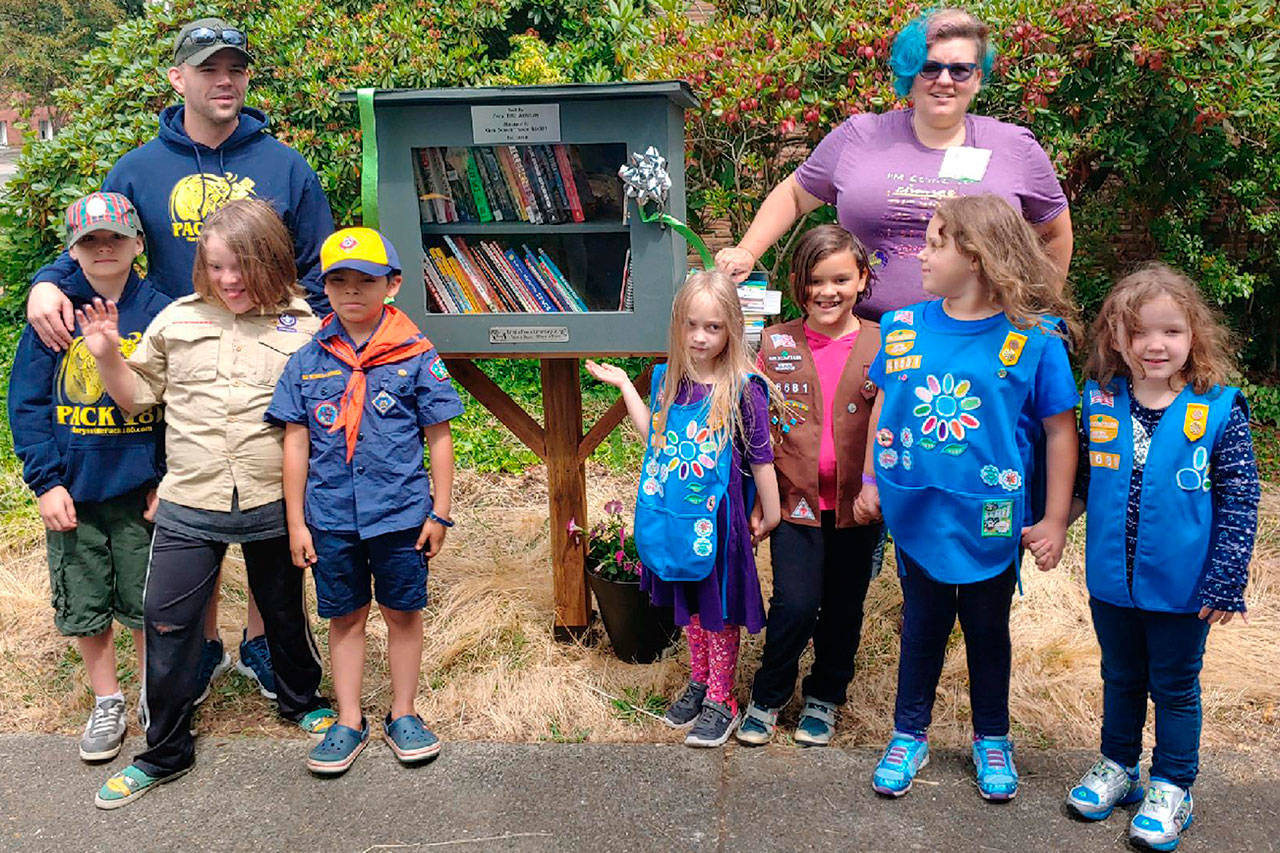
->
xmin=342 ymin=82 xmax=698 ymax=635
xmin=342 ymin=81 xmax=698 ymax=358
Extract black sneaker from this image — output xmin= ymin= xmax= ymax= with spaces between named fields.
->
xmin=684 ymin=698 xmax=740 ymax=747
xmin=662 ymin=681 xmax=708 ymax=729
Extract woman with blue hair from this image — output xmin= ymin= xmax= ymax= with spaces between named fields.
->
xmin=716 ymin=7 xmax=1073 ymax=313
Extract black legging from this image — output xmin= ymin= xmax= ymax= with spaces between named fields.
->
xmin=135 ymin=526 xmax=325 ymax=777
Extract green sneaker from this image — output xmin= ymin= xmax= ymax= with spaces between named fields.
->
xmin=734 ymin=702 xmax=779 ymax=746
xmin=94 ymin=763 xmax=190 ymax=810
xmin=299 ymin=707 xmax=338 ymax=739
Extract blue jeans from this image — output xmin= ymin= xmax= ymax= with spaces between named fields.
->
xmin=1090 ymin=597 xmax=1210 ymax=789
xmin=893 ymin=552 xmax=1016 ymax=737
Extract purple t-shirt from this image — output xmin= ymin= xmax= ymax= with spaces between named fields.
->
xmin=795 ymin=109 xmax=1068 ymax=320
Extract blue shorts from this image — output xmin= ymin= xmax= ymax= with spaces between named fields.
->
xmin=310 ymin=526 xmax=428 ymax=618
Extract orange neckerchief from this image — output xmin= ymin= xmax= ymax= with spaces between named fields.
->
xmin=316 ymin=307 xmax=434 ymax=461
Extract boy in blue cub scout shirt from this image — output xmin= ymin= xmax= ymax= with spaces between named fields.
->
xmin=266 ymin=226 xmax=463 ymax=775
xmin=8 ymin=192 xmax=171 ymax=764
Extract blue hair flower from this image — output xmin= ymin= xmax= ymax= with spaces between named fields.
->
xmin=889 ymin=9 xmax=997 ymax=97
xmin=890 ymin=13 xmax=931 ymax=96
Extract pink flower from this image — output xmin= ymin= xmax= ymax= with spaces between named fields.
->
xmin=615 ymin=550 xmax=626 ymax=564
xmin=566 ymin=517 xmax=584 ymax=543
xmin=618 ymin=526 xmax=627 ymax=547
xmin=604 ymin=500 xmax=624 ymax=515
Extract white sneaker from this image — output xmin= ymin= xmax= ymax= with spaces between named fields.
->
xmin=1066 ymin=755 xmax=1144 ymax=820
xmin=1129 ymin=778 xmax=1193 ymax=850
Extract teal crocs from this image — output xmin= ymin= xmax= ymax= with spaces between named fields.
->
xmin=384 ymin=713 xmax=442 ymax=764
xmin=307 ymin=718 xmax=369 ymax=775
xmin=95 ymin=763 xmax=191 ymax=810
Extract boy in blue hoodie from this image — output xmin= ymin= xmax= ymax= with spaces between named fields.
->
xmin=8 ymin=192 xmax=171 ymax=764
xmin=25 ymin=18 xmax=336 ymax=702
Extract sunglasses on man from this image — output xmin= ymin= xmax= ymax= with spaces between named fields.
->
xmin=179 ymin=26 xmax=248 ymax=50
xmin=919 ymin=61 xmax=978 ymax=82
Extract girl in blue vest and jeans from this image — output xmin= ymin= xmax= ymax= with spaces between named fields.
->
xmin=1065 ymin=263 xmax=1259 ymax=851
xmin=586 ymin=270 xmax=781 ymax=748
xmin=854 ymin=194 xmax=1080 ymax=801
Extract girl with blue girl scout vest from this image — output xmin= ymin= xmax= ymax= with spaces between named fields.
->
xmin=734 ymin=225 xmax=883 ymax=747
xmin=586 ymin=270 xmax=781 ymax=747
xmin=1064 ymin=263 xmax=1259 ymax=851
xmin=77 ymin=199 xmax=335 ymax=809
xmin=854 ymin=194 xmax=1080 ymax=801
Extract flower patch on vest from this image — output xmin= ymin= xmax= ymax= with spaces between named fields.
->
xmin=692 ymin=537 xmax=713 ymax=557
xmin=912 ymin=373 xmax=981 ymax=451
xmin=661 ymin=418 xmax=718 ymax=479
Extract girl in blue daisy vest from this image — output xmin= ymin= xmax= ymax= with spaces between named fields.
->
xmin=853 ymin=194 xmax=1080 ymax=801
xmin=586 ymin=270 xmax=781 ymax=748
xmin=1064 ymin=264 xmax=1259 ymax=852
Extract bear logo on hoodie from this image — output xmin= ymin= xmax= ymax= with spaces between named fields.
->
xmin=168 ymin=172 xmax=257 ymax=240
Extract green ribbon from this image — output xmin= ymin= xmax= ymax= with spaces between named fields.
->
xmin=635 ymin=205 xmax=715 ymax=271
xmin=357 ymin=87 xmax=379 ymax=229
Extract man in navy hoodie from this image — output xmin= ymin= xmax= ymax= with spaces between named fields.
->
xmin=26 ymin=17 xmax=334 ymax=706
xmin=27 ymin=17 xmax=334 ymax=337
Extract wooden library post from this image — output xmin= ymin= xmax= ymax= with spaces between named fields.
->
xmin=444 ymin=356 xmax=655 ymax=637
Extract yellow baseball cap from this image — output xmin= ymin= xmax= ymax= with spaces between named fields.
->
xmin=320 ymin=227 xmax=402 ymax=277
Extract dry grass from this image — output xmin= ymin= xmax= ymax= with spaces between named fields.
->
xmin=1 ymin=467 xmax=1277 ymax=751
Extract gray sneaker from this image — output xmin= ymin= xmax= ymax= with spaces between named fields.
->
xmin=663 ymin=681 xmax=708 ymax=729
xmin=684 ymin=698 xmax=740 ymax=747
xmin=1129 ymin=779 xmax=1193 ymax=850
xmin=80 ymin=698 xmax=127 ymax=762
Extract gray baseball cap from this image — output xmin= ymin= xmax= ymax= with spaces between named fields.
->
xmin=172 ymin=18 xmax=252 ymax=66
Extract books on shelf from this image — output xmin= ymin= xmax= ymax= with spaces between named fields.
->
xmin=423 ymin=236 xmax=596 ymax=314
xmin=413 ymin=144 xmax=593 ymax=225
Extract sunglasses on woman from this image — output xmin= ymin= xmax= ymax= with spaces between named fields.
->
xmin=919 ymin=61 xmax=978 ymax=82
xmin=180 ymin=26 xmax=248 ymax=49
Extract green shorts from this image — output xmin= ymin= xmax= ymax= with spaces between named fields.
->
xmin=46 ymin=488 xmax=153 ymax=637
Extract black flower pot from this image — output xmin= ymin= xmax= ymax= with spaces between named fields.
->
xmin=585 ymin=572 xmax=680 ymax=663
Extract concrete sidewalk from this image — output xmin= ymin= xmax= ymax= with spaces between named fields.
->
xmin=1 ymin=735 xmax=1275 ymax=852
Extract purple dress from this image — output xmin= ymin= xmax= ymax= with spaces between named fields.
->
xmin=641 ymin=377 xmax=773 ymax=633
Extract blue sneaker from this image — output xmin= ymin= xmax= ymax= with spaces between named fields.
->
xmin=194 ymin=638 xmax=231 ymax=706
xmin=734 ymin=702 xmax=779 ymax=746
xmin=307 ymin=718 xmax=369 ymax=775
xmin=384 ymin=713 xmax=442 ymax=764
xmin=872 ymin=731 xmax=929 ymax=797
xmin=972 ymin=735 xmax=1019 ymax=801
xmin=1066 ymin=756 xmax=1143 ymax=820
xmin=794 ymin=696 xmax=837 ymax=746
xmin=1129 ymin=779 xmax=1193 ymax=851
xmin=235 ymin=630 xmax=277 ymax=700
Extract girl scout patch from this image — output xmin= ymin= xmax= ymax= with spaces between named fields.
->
xmin=884 ymin=328 xmax=917 ymax=357
xmin=313 ymin=400 xmax=339 ymax=427
xmin=1089 ymin=414 xmax=1119 ymax=443
xmin=1183 ymin=403 xmax=1209 ymax=441
xmin=998 ymin=332 xmax=1027 ymax=366
xmin=372 ymin=389 xmax=396 ymax=415
xmin=981 ymin=500 xmax=1014 ymax=537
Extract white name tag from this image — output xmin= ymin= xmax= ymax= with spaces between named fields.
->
xmin=939 ymin=146 xmax=992 ymax=182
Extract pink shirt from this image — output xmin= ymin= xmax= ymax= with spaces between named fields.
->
xmin=804 ymin=322 xmax=860 ymax=510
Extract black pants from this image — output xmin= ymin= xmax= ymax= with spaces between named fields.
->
xmin=893 ymin=551 xmax=1017 ymax=737
xmin=136 ymin=527 xmax=325 ymax=777
xmin=750 ymin=514 xmax=880 ymax=709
